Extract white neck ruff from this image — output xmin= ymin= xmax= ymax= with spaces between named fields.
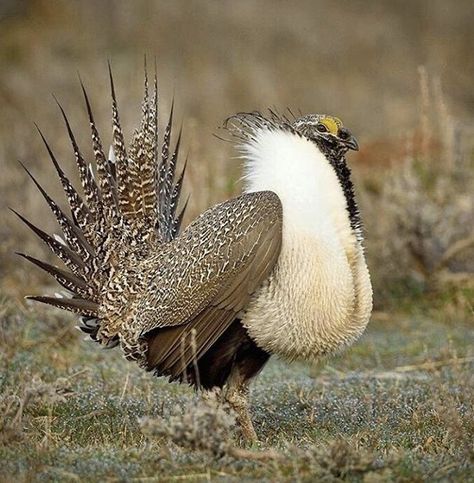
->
xmin=241 ymin=129 xmax=353 ymax=246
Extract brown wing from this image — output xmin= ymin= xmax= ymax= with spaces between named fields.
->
xmin=142 ymin=191 xmax=282 ymax=381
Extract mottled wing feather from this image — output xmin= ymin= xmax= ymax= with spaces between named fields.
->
xmin=143 ymin=191 xmax=282 ymax=378
xmin=133 ymin=191 xmax=279 ymax=332
xmin=169 ymin=223 xmax=281 ymax=376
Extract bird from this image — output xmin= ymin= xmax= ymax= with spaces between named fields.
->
xmin=15 ymin=66 xmax=372 ymax=442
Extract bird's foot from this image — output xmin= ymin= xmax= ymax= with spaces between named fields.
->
xmin=223 ymin=387 xmax=258 ymax=444
xmin=236 ymin=412 xmax=258 ymax=444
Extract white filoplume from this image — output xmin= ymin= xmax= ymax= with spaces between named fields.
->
xmin=241 ymin=128 xmax=373 ymax=362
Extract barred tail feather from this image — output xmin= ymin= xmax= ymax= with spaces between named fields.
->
xmin=53 ymin=98 xmax=103 ymax=222
xmin=26 ymin=295 xmax=99 ymax=317
xmin=16 ymin=253 xmax=92 ymax=299
xmin=12 ymin=209 xmax=86 ymax=275
xmin=17 ymin=66 xmax=187 ymax=347
xmin=19 ymin=161 xmax=94 ymax=263
xmin=35 ymin=123 xmax=96 ymax=240
xmin=108 ymin=62 xmax=133 ymax=219
xmin=80 ymin=79 xmax=120 ymax=223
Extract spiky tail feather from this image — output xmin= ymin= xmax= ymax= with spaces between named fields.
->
xmin=15 ymin=64 xmax=187 ymax=350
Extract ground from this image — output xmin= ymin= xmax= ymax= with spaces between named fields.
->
xmin=1 ymin=292 xmax=473 ymax=482
xmin=1 ymin=2 xmax=473 ymax=481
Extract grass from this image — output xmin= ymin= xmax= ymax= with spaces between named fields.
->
xmin=1 ymin=294 xmax=473 ymax=482
xmin=1 ymin=2 xmax=473 ymax=481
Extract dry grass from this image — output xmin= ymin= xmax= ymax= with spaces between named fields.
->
xmin=1 ymin=1 xmax=474 ymax=481
xmin=1 ymin=301 xmax=473 ymax=481
xmin=364 ymin=69 xmax=474 ymax=301
xmin=1 ymin=0 xmax=474 ymax=298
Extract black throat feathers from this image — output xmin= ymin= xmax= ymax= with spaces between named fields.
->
xmin=315 ymin=139 xmax=362 ymax=237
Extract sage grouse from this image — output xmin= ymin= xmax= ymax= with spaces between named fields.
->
xmin=16 ymin=68 xmax=373 ymax=441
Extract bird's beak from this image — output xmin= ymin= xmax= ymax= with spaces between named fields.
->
xmin=344 ymin=135 xmax=359 ymax=151
xmin=337 ymin=127 xmax=359 ymax=151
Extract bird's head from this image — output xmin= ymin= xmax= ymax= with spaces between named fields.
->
xmin=292 ymin=114 xmax=359 ymax=155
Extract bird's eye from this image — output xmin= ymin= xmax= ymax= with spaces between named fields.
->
xmin=316 ymin=123 xmax=328 ymax=133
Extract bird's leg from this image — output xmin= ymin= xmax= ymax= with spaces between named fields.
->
xmin=222 ymin=367 xmax=258 ymax=443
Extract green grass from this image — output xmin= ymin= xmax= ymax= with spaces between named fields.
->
xmin=1 ymin=294 xmax=473 ymax=482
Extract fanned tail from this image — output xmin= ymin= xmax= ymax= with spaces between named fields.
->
xmin=15 ymin=65 xmax=188 ymax=347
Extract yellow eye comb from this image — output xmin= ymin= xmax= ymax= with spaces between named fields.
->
xmin=319 ymin=116 xmax=343 ymax=135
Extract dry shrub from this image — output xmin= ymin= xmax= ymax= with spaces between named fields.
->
xmin=366 ymin=68 xmax=474 ymax=301
xmin=296 ymin=438 xmax=395 ymax=481
xmin=140 ymin=398 xmax=235 ymax=457
xmin=139 ymin=398 xmax=283 ymax=462
xmin=0 ymin=375 xmax=73 ymax=444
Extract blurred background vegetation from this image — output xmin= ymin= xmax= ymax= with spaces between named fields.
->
xmin=1 ymin=0 xmax=473 ymax=311
xmin=1 ymin=1 xmax=474 ymax=480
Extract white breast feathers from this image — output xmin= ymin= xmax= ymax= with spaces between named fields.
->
xmin=240 ymin=128 xmax=373 ymax=362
